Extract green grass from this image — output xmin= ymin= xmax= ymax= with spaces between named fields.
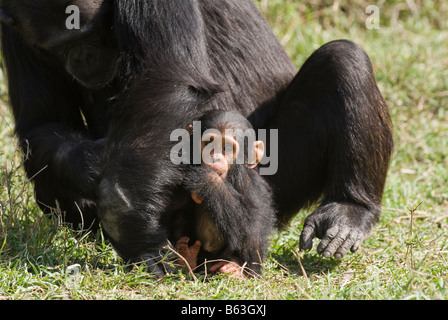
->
xmin=1 ymin=0 xmax=447 ymax=300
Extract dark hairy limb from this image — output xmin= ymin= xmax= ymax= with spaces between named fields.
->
xmin=268 ymin=40 xmax=393 ymax=258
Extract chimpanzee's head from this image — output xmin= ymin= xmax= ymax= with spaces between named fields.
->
xmin=0 ymin=0 xmax=119 ymax=88
xmin=190 ymin=110 xmax=265 ymax=179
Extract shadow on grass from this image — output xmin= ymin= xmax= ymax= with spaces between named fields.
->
xmin=270 ymin=247 xmax=339 ymax=277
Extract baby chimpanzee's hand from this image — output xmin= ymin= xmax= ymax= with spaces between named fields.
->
xmin=209 ymin=261 xmax=245 ymax=279
xmin=175 ymin=237 xmax=201 ymax=269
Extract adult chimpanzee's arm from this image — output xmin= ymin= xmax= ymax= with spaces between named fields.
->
xmin=1 ymin=26 xmax=103 ymax=228
xmin=266 ymin=40 xmax=393 ymax=259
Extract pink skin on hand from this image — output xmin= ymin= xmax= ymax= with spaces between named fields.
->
xmin=175 ymin=237 xmax=244 ymax=279
xmin=175 ymin=237 xmax=201 ymax=269
xmin=209 ymin=261 xmax=244 ymax=279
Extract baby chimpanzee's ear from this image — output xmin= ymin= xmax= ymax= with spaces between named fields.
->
xmin=248 ymin=140 xmax=265 ymax=169
xmin=187 ymin=124 xmax=194 ymax=134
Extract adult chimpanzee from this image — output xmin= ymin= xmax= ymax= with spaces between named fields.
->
xmin=172 ymin=110 xmax=276 ymax=278
xmin=0 ymin=0 xmax=393 ymax=275
xmin=0 ymin=0 xmax=118 ymax=229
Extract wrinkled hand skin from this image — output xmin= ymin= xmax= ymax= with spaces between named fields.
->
xmin=176 ymin=237 xmax=201 ymax=269
xmin=299 ymin=202 xmax=378 ymax=260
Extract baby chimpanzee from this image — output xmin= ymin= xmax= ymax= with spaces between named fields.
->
xmin=174 ymin=110 xmax=277 ymax=278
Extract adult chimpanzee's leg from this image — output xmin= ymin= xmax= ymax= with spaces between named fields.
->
xmin=0 ymin=1 xmax=118 ymax=230
xmin=266 ymin=40 xmax=393 ymax=259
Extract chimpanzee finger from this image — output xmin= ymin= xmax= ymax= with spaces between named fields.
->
xmin=216 ymin=262 xmax=243 ymax=279
xmin=316 ymin=225 xmax=340 ymax=257
xmin=222 ymin=265 xmax=244 ymax=279
xmin=334 ymin=232 xmax=359 ymax=260
xmin=175 ymin=237 xmax=190 ymax=250
xmin=351 ymin=236 xmax=364 ymax=253
xmin=209 ymin=262 xmax=227 ymax=273
xmin=299 ymin=224 xmax=316 ymax=252
xmin=319 ymin=227 xmax=350 ymax=259
xmin=191 ymin=240 xmax=202 ymax=253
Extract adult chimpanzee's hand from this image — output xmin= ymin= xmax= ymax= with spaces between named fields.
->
xmin=299 ymin=202 xmax=378 ymax=259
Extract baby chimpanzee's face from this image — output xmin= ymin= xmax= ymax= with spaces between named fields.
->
xmin=201 ymin=132 xmax=240 ymax=178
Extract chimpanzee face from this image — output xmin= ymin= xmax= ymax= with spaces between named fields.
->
xmin=0 ymin=0 xmax=119 ymax=88
xmin=202 ymin=132 xmax=240 ymax=163
xmin=201 ymin=131 xmax=241 ymax=178
xmin=199 ymin=129 xmax=265 ymax=179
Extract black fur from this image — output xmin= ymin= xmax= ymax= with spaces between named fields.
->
xmin=176 ymin=110 xmax=276 ymax=275
xmin=0 ymin=0 xmax=118 ymax=229
xmin=266 ymin=40 xmax=393 ymax=258
xmin=0 ymin=0 xmax=393 ymax=274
